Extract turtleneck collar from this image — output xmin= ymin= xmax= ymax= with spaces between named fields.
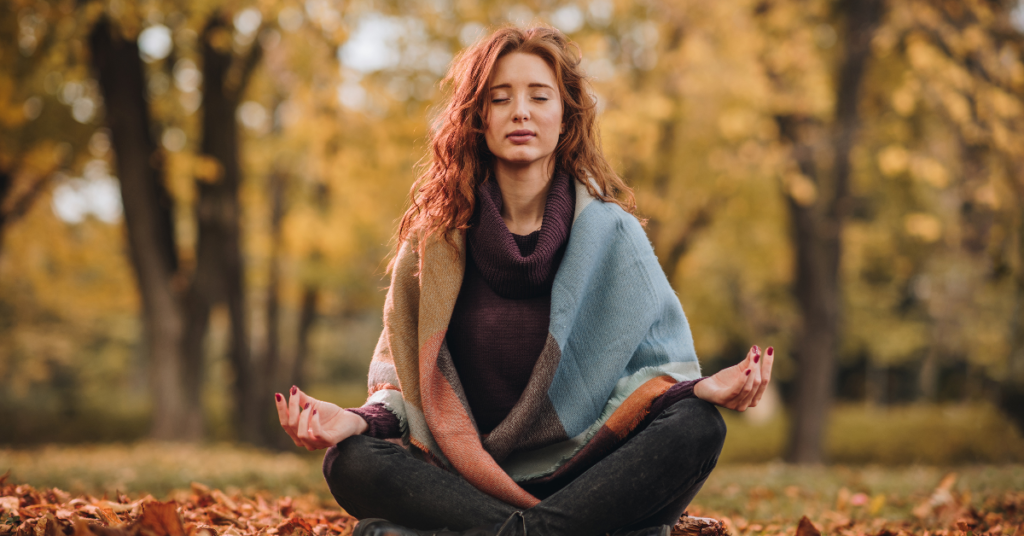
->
xmin=467 ymin=171 xmax=576 ymax=299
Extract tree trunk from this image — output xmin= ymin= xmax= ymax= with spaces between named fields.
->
xmin=0 ymin=169 xmax=52 ymax=259
xmin=260 ymin=167 xmax=285 ymax=444
xmin=780 ymin=0 xmax=885 ymax=464
xmin=89 ymin=17 xmax=202 ymax=440
xmin=293 ymin=286 xmax=318 ymax=389
xmin=192 ymin=14 xmax=264 ymax=445
xmin=0 ymin=169 xmax=12 ymax=256
xmin=1000 ymin=160 xmax=1024 ymax=432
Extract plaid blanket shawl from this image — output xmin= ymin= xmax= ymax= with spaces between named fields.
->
xmin=362 ymin=180 xmax=702 ymax=508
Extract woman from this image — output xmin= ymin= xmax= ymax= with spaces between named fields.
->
xmin=275 ymin=26 xmax=774 ymax=536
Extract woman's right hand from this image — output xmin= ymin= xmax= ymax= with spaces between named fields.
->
xmin=275 ymin=386 xmax=368 ymax=450
xmin=693 ymin=345 xmax=773 ymax=412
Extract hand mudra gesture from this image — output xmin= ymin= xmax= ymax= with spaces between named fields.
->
xmin=693 ymin=345 xmax=774 ymax=412
xmin=275 ymin=386 xmax=368 ymax=450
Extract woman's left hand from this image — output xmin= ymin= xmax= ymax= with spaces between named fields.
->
xmin=275 ymin=386 xmax=368 ymax=450
xmin=693 ymin=345 xmax=774 ymax=411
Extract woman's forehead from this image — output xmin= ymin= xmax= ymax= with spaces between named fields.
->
xmin=489 ymin=52 xmax=557 ymax=89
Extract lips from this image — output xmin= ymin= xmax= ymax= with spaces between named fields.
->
xmin=506 ymin=129 xmax=535 ymax=144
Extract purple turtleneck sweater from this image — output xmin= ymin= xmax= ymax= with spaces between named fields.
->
xmin=350 ymin=173 xmax=704 ymax=439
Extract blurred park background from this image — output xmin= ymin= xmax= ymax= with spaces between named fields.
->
xmin=3 ymin=0 xmax=1024 ymax=473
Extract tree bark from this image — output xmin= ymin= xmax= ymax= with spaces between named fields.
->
xmin=0 ymin=169 xmax=12 ymax=256
xmin=293 ymin=286 xmax=318 ymax=389
xmin=89 ymin=17 xmax=201 ymax=440
xmin=0 ymin=169 xmax=51 ymax=258
xmin=191 ymin=14 xmax=264 ymax=445
xmin=780 ymin=0 xmax=885 ymax=464
xmin=260 ymin=167 xmax=285 ymax=445
xmin=1000 ymin=160 xmax=1024 ymax=432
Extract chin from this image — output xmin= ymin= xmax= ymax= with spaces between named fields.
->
xmin=496 ymin=150 xmax=545 ymax=165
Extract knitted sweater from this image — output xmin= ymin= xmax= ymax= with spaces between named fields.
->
xmin=356 ymin=177 xmax=703 ymax=508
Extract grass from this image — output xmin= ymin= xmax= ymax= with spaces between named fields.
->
xmin=0 ymin=442 xmax=329 ymax=502
xmin=695 ymin=464 xmax=1024 ymax=523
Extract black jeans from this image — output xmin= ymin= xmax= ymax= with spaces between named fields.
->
xmin=322 ymin=398 xmax=726 ymax=536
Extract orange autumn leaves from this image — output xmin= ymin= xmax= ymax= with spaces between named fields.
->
xmin=1 ymin=474 xmax=1022 ymax=536
xmin=0 ymin=480 xmax=353 ymax=536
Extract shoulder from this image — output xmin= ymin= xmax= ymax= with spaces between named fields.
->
xmin=574 ymin=191 xmax=649 ymax=249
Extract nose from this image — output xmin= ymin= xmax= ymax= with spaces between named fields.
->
xmin=512 ymin=98 xmax=529 ymax=123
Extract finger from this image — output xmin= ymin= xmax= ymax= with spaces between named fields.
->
xmin=309 ymin=409 xmax=330 ymax=449
xmin=751 ymin=346 xmax=774 ymax=407
xmin=275 ymin=393 xmax=301 ymax=445
xmin=296 ymin=401 xmax=312 ymax=447
xmin=734 ymin=363 xmax=757 ymax=411
xmin=727 ymin=347 xmax=758 ymax=400
xmin=742 ymin=353 xmax=764 ymax=411
xmin=287 ymin=385 xmax=301 ymax=430
xmin=761 ymin=346 xmax=775 ymax=384
xmin=274 ymin=392 xmax=289 ymax=426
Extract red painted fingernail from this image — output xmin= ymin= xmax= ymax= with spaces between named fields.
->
xmin=754 ymin=354 xmax=760 ymax=363
xmin=275 ymin=393 xmax=283 ymax=402
xmin=304 ymin=402 xmax=310 ymax=409
xmin=753 ymin=345 xmax=760 ymax=355
xmin=768 ymin=347 xmax=774 ymax=357
xmin=312 ymin=410 xmax=317 ymax=416
xmin=291 ymin=386 xmax=297 ymax=395
xmin=746 ymin=369 xmax=751 ymax=375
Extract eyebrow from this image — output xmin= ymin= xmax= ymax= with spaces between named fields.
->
xmin=489 ymin=82 xmax=555 ymax=90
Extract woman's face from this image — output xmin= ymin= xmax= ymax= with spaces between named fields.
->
xmin=483 ymin=52 xmax=564 ymax=171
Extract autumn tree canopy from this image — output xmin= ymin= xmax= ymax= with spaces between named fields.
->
xmin=1 ymin=0 xmax=1023 ymax=461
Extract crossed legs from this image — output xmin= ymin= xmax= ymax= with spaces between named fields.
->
xmin=323 ymin=398 xmax=726 ymax=536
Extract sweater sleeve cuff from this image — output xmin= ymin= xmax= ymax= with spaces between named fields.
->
xmin=652 ymin=376 xmax=708 ymax=410
xmin=347 ymin=404 xmax=402 ymax=439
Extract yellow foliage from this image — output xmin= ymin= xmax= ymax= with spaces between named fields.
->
xmin=784 ymin=172 xmax=818 ymax=206
xmin=194 ymin=155 xmax=225 ymax=184
xmin=877 ymin=145 xmax=909 ymax=177
xmin=904 ymin=213 xmax=943 ymax=243
xmin=909 ymin=156 xmax=949 ymax=188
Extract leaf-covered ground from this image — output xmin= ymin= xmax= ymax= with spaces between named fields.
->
xmin=1 ymin=471 xmax=1022 ymax=536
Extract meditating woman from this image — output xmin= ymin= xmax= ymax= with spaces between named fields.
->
xmin=275 ymin=25 xmax=774 ymax=536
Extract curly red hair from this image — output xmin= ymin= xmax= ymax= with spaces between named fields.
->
xmin=396 ymin=25 xmax=640 ymax=255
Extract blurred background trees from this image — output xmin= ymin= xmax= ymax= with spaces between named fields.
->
xmin=1 ymin=0 xmax=1023 ymax=463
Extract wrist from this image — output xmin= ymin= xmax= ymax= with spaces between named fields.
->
xmin=352 ymin=413 xmax=369 ymax=435
xmin=693 ymin=377 xmax=711 ymax=401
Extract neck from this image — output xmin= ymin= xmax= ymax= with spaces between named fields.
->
xmin=493 ymin=157 xmax=555 ymax=235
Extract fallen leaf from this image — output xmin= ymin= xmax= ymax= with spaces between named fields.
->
xmin=673 ymin=513 xmax=725 ymax=536
xmin=795 ymin=517 xmax=820 ymax=536
xmin=130 ymin=502 xmax=184 ymax=536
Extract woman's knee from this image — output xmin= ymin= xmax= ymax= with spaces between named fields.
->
xmin=322 ymin=435 xmax=400 ymax=491
xmin=662 ymin=398 xmax=727 ymax=454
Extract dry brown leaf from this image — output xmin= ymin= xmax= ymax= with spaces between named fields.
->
xmin=673 ymin=513 xmax=726 ymax=536
xmin=795 ymin=517 xmax=821 ymax=536
xmin=131 ymin=502 xmax=185 ymax=536
xmin=275 ymin=518 xmax=312 ymax=536
xmin=32 ymin=514 xmax=61 ymax=536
